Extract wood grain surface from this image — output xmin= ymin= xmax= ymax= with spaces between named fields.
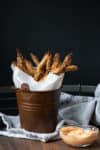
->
xmin=0 ymin=135 xmax=100 ymax=150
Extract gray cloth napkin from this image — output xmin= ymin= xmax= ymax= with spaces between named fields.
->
xmin=0 ymin=84 xmax=100 ymax=142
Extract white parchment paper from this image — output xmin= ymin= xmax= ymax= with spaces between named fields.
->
xmin=11 ymin=64 xmax=64 ymax=91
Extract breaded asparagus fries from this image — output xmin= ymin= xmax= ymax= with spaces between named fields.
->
xmin=12 ymin=49 xmax=78 ymax=81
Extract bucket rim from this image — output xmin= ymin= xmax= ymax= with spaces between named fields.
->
xmin=12 ymin=86 xmax=61 ymax=93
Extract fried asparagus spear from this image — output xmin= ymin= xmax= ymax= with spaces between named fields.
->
xmin=15 ymin=50 xmax=78 ymax=81
xmin=16 ymin=48 xmax=26 ymax=72
xmin=24 ymin=59 xmax=36 ymax=77
xmin=65 ymin=65 xmax=78 ymax=72
xmin=16 ymin=49 xmax=35 ymax=76
xmin=30 ymin=53 xmax=39 ymax=66
xmin=38 ymin=53 xmax=52 ymax=81
xmin=52 ymin=53 xmax=72 ymax=74
xmin=34 ymin=52 xmax=50 ymax=81
xmin=51 ymin=53 xmax=60 ymax=71
xmin=46 ymin=53 xmax=52 ymax=73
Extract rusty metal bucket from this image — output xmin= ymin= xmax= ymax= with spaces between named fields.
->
xmin=16 ymin=88 xmax=61 ymax=133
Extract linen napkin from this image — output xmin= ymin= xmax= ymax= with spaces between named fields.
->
xmin=0 ymin=84 xmax=100 ymax=142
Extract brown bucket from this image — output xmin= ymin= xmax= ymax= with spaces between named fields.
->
xmin=16 ymin=88 xmax=61 ymax=133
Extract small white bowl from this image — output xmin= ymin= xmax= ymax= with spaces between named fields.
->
xmin=59 ymin=125 xmax=99 ymax=147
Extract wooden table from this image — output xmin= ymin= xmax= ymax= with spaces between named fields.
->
xmin=0 ymin=136 xmax=100 ymax=150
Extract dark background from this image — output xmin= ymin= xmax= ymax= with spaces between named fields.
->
xmin=0 ymin=0 xmax=100 ymax=86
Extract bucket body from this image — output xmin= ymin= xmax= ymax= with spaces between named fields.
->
xmin=16 ymin=88 xmax=60 ymax=133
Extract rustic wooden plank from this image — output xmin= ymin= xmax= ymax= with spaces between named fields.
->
xmin=0 ymin=108 xmax=18 ymax=115
xmin=0 ymin=101 xmax=17 ymax=108
xmin=80 ymin=85 xmax=96 ymax=93
xmin=0 ymin=136 xmax=100 ymax=150
xmin=62 ymin=85 xmax=96 ymax=93
xmin=0 ymin=97 xmax=16 ymax=101
xmin=0 ymin=85 xmax=96 ymax=94
xmin=62 ymin=84 xmax=81 ymax=92
xmin=0 ymin=86 xmax=14 ymax=94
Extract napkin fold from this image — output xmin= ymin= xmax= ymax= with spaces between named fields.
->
xmin=0 ymin=84 xmax=100 ymax=142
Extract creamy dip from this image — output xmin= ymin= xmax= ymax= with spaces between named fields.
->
xmin=60 ymin=126 xmax=99 ymax=147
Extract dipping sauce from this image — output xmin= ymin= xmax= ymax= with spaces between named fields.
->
xmin=59 ymin=125 xmax=99 ymax=147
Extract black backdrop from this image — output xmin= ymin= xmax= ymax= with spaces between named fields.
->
xmin=0 ymin=0 xmax=100 ymax=86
